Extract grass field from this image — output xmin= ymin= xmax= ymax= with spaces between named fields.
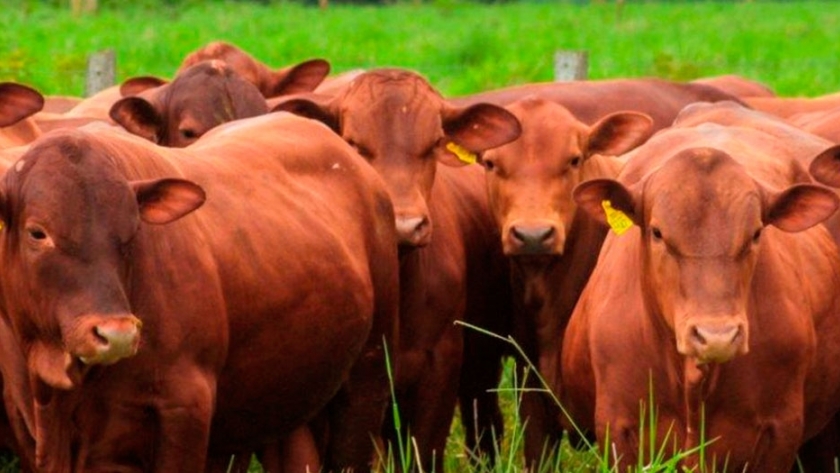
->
xmin=1 ymin=1 xmax=838 ymax=472
xmin=1 ymin=1 xmax=839 ymax=98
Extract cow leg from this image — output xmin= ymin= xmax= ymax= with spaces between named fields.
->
xmin=323 ymin=343 xmax=391 ymax=472
xmin=401 ymin=325 xmax=463 ymax=473
xmin=458 ymin=327 xmax=505 ymax=466
xmin=155 ymin=368 xmax=216 ymax=472
xmin=519 ymin=377 xmax=562 ymax=469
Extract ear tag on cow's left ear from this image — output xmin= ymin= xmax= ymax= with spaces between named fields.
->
xmin=446 ymin=141 xmax=477 ymax=165
xmin=601 ymin=200 xmax=633 ymax=235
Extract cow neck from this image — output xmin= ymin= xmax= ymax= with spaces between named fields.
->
xmin=682 ymin=358 xmax=720 ymax=454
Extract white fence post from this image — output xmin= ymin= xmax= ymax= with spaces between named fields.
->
xmin=554 ymin=50 xmax=588 ymax=82
xmin=85 ymin=49 xmax=115 ymax=97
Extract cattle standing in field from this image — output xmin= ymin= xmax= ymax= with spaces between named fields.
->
xmin=475 ymin=96 xmax=653 ymax=467
xmin=561 ymin=122 xmax=840 ymax=472
xmin=179 ymin=40 xmax=330 ymax=99
xmin=109 ymin=60 xmax=269 ymax=147
xmin=449 ymin=77 xmax=743 ymax=131
xmin=0 ymin=113 xmax=399 ymax=472
xmin=273 ymin=68 xmax=521 ymax=471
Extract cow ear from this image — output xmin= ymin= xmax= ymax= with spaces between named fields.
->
xmin=574 ymin=178 xmax=639 ymax=228
xmin=109 ymin=97 xmax=163 ymax=143
xmin=587 ymin=111 xmax=654 ymax=158
xmin=269 ymin=59 xmax=331 ymax=97
xmin=764 ymin=184 xmax=839 ymax=232
xmin=119 ymin=76 xmax=168 ymax=97
xmin=441 ymin=102 xmax=522 ymax=153
xmin=808 ymin=144 xmax=840 ymax=188
xmin=28 ymin=341 xmax=77 ymax=391
xmin=0 ymin=82 xmax=45 ymax=127
xmin=270 ymin=93 xmax=340 ymax=133
xmin=131 ymin=178 xmax=206 ymax=225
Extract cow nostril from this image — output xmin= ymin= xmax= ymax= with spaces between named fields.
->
xmin=92 ymin=326 xmax=110 ymax=347
xmin=691 ymin=326 xmax=707 ymax=346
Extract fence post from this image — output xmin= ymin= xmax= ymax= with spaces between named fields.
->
xmin=554 ymin=50 xmax=588 ymax=81
xmin=85 ymin=50 xmax=115 ymax=97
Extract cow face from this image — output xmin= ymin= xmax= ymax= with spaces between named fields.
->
xmin=480 ymin=98 xmax=651 ymax=257
xmin=0 ymin=132 xmax=205 ymax=389
xmin=576 ymin=147 xmax=838 ymax=364
xmin=272 ymin=69 xmax=521 ymax=247
xmin=110 ymin=60 xmax=268 ymax=147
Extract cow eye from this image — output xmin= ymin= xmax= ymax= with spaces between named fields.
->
xmin=28 ymin=228 xmax=46 ymax=241
xmin=651 ymin=227 xmax=663 ymax=241
xmin=752 ymin=228 xmax=762 ymax=244
xmin=483 ymin=159 xmax=496 ymax=171
xmin=180 ymin=129 xmax=197 ymax=140
xmin=569 ymin=156 xmax=582 ymax=168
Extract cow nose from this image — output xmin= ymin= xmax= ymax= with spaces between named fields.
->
xmin=79 ymin=316 xmax=142 ymax=365
xmin=396 ymin=215 xmax=431 ymax=247
xmin=509 ymin=224 xmax=557 ymax=254
xmin=688 ymin=323 xmax=744 ymax=363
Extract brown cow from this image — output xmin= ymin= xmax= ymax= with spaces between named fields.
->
xmin=476 ymin=96 xmax=652 ymax=466
xmin=562 ymin=123 xmax=840 ymax=472
xmin=449 ymin=77 xmax=742 ymax=131
xmin=179 ymin=40 xmax=330 ymax=98
xmin=109 ymin=60 xmax=269 ymax=147
xmin=690 ymin=74 xmax=776 ymax=98
xmin=0 ymin=112 xmax=399 ymax=472
xmin=745 ymin=91 xmax=840 ymax=119
xmin=273 ymin=68 xmax=521 ymax=471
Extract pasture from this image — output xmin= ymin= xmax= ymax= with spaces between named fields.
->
xmin=1 ymin=1 xmax=839 ymax=472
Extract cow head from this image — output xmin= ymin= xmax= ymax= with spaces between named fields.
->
xmin=110 ymin=60 xmax=269 ymax=147
xmin=272 ymin=68 xmax=521 ymax=247
xmin=480 ymin=97 xmax=652 ymax=257
xmin=0 ymin=82 xmax=44 ymax=127
xmin=0 ymin=131 xmax=205 ymax=389
xmin=575 ymin=147 xmax=838 ymax=364
xmin=179 ymin=41 xmax=331 ymax=98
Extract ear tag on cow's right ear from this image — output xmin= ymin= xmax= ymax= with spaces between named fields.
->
xmin=446 ymin=141 xmax=477 ymax=165
xmin=601 ymin=200 xmax=633 ymax=235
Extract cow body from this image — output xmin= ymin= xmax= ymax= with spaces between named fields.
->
xmin=562 ymin=123 xmax=840 ymax=472
xmin=0 ymin=113 xmax=399 ymax=472
xmin=476 ymin=97 xmax=652 ymax=465
xmin=450 ymin=77 xmax=741 ymax=131
xmin=273 ymin=68 xmax=521 ymax=471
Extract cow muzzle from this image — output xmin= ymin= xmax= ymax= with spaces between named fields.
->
xmin=679 ymin=319 xmax=748 ymax=364
xmin=395 ymin=215 xmax=432 ymax=247
xmin=505 ymin=222 xmax=564 ymax=256
xmin=72 ymin=315 xmax=143 ymax=365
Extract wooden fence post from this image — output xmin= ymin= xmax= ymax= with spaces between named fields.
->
xmin=85 ymin=50 xmax=115 ymax=97
xmin=554 ymin=50 xmax=588 ymax=81
xmin=71 ymin=0 xmax=98 ymax=15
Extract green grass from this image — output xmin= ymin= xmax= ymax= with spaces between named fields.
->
xmin=0 ymin=1 xmax=838 ymax=98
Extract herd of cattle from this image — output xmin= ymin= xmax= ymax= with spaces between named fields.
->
xmin=0 ymin=40 xmax=840 ymax=472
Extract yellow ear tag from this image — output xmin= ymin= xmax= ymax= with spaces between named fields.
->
xmin=446 ymin=142 xmax=477 ymax=165
xmin=601 ymin=200 xmax=633 ymax=235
